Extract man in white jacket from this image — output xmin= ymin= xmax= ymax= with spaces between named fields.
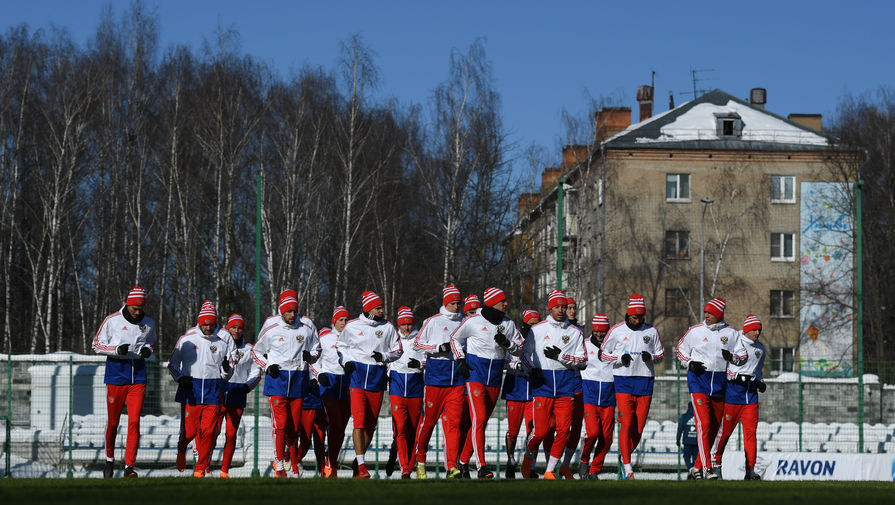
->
xmin=251 ymin=289 xmax=321 ymax=478
xmin=388 ymin=306 xmax=424 ymax=478
xmin=310 ymin=306 xmax=351 ymax=478
xmin=579 ymin=313 xmax=616 ymax=479
xmin=337 ymin=290 xmax=402 ymax=478
xmin=168 ymin=300 xmax=236 ymax=477
xmin=92 ymin=286 xmax=157 ymax=478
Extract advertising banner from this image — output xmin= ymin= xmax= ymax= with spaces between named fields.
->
xmin=722 ymin=451 xmax=894 ymax=481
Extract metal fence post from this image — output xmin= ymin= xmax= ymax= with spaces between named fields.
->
xmin=856 ymin=179 xmax=864 ymax=453
xmin=252 ymin=173 xmax=262 ymax=478
xmin=6 ymin=351 xmax=11 ymax=478
xmin=676 ymin=361 xmax=681 ymax=480
xmin=798 ymin=359 xmax=803 ymax=452
xmin=67 ymin=356 xmax=73 ymax=478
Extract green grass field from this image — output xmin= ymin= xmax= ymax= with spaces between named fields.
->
xmin=1 ymin=479 xmax=894 ymax=504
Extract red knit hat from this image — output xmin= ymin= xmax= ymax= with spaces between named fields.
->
xmin=362 ymin=290 xmax=383 ymax=313
xmin=126 ymin=286 xmax=146 ymax=307
xmin=547 ymin=289 xmax=567 ymax=310
xmin=464 ymin=294 xmax=481 ymax=313
xmin=279 ymin=289 xmax=298 ymax=314
xmin=743 ymin=314 xmax=762 ymax=333
xmin=227 ymin=313 xmax=244 ymax=329
xmin=483 ymin=287 xmax=506 ymax=307
xmin=566 ymin=296 xmax=577 ymax=306
xmin=592 ymin=313 xmax=610 ymax=332
xmin=443 ymin=285 xmax=461 ymax=306
xmin=627 ymin=294 xmax=646 ymax=316
xmin=704 ymin=297 xmax=726 ymax=320
xmin=397 ymin=306 xmax=414 ymax=325
xmin=319 ymin=327 xmax=332 ymax=337
xmin=197 ymin=300 xmax=217 ymax=326
xmin=522 ymin=309 xmax=541 ymax=324
xmin=332 ymin=306 xmax=349 ymax=325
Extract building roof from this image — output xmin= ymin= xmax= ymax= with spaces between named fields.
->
xmin=605 ymin=89 xmax=836 ymax=151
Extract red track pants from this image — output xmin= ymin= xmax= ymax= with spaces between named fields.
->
xmin=298 ymin=408 xmax=327 ymax=472
xmin=505 ymin=400 xmax=532 ymax=440
xmin=269 ymin=396 xmax=304 ymax=469
xmin=180 ymin=403 xmax=221 ymax=473
xmin=350 ymin=388 xmax=383 ymax=436
xmin=322 ymin=397 xmax=351 ymax=469
xmin=218 ymin=405 xmax=244 ymax=473
xmin=415 ymin=385 xmax=464 ymax=468
xmin=711 ymin=402 xmax=759 ymax=469
xmin=690 ymin=393 xmax=725 ymax=470
xmin=464 ymin=382 xmax=500 ymax=469
xmin=105 ymin=383 xmax=145 ymax=466
xmin=564 ymin=393 xmax=584 ymax=456
xmin=390 ymin=395 xmax=422 ymax=474
xmin=580 ymin=404 xmax=615 ymax=473
xmin=526 ymin=396 xmax=574 ymax=459
xmin=616 ymin=393 xmax=652 ymax=466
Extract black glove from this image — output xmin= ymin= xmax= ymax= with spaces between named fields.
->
xmin=590 ymin=335 xmax=600 ymax=347
xmin=309 ymin=378 xmax=318 ymax=388
xmin=408 ymin=358 xmax=422 ymax=369
xmin=178 ymin=375 xmax=193 ymax=386
xmin=641 ymin=351 xmax=652 ymax=363
xmin=266 ymin=364 xmax=280 ymax=378
xmin=342 ymin=361 xmax=356 ymax=375
xmin=756 ymin=381 xmax=767 ymax=393
xmin=317 ymin=373 xmax=331 ymax=387
xmin=241 ymin=384 xmax=251 ymax=394
xmin=116 ymin=343 xmax=130 ymax=356
xmin=221 ymin=359 xmax=231 ymax=373
xmin=456 ymin=358 xmax=471 ymax=379
xmin=371 ymin=351 xmax=384 ymax=363
xmin=302 ymin=350 xmax=313 ymax=363
xmin=139 ymin=346 xmax=152 ymax=358
xmin=721 ymin=349 xmax=732 ymax=362
xmin=543 ymin=345 xmax=561 ymax=360
xmin=688 ymin=361 xmax=706 ymax=373
xmin=494 ymin=331 xmax=511 ymax=349
xmin=529 ymin=368 xmax=546 ymax=388
xmin=621 ymin=353 xmax=632 ymax=367
xmin=437 ymin=342 xmax=451 ymax=354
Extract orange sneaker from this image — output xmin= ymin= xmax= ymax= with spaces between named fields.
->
xmin=193 ymin=469 xmax=205 ymax=478
xmin=559 ymin=466 xmax=575 ymax=480
xmin=220 ymin=471 xmax=229 ymax=479
xmin=544 ymin=471 xmax=557 ymax=480
xmin=323 ymin=465 xmax=334 ymax=479
xmin=176 ymin=450 xmax=186 ymax=472
xmin=626 ymin=472 xmax=635 ymax=480
xmin=356 ymin=463 xmax=371 ymax=479
xmin=520 ymin=455 xmax=533 ymax=479
xmin=274 ymin=469 xmax=287 ymax=478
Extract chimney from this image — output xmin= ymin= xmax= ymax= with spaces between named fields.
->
xmin=541 ymin=169 xmax=561 ymax=193
xmin=788 ymin=113 xmax=823 ymax=132
xmin=561 ymin=145 xmax=589 ymax=166
xmin=594 ymin=107 xmax=632 ymax=142
xmin=518 ymin=192 xmax=539 ymax=218
xmin=637 ymin=85 xmax=654 ymax=122
xmin=669 ymin=91 xmax=675 ymax=109
xmin=750 ymin=88 xmax=767 ymax=109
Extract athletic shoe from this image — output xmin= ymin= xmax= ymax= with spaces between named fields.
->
xmin=401 ymin=472 xmax=411 ymax=479
xmin=123 ymin=466 xmax=137 ymax=478
xmin=459 ymin=462 xmax=471 ymax=479
xmin=477 ymin=466 xmax=494 ymax=479
xmin=274 ymin=469 xmax=287 ymax=478
xmin=176 ymin=450 xmax=186 ymax=472
xmin=356 ymin=463 xmax=371 ymax=479
xmin=352 ymin=458 xmax=358 ymax=477
xmin=583 ymin=472 xmax=599 ymax=480
xmin=688 ymin=467 xmax=702 ymax=480
xmin=744 ymin=468 xmax=761 ymax=480
xmin=323 ymin=465 xmax=334 ymax=479
xmin=578 ymin=463 xmax=589 ymax=480
xmin=103 ymin=460 xmax=114 ymax=479
xmin=446 ymin=467 xmax=462 ymax=479
xmin=220 ymin=471 xmax=229 ymax=479
xmin=559 ymin=466 xmax=574 ymax=480
xmin=704 ymin=468 xmax=719 ymax=480
xmin=543 ymin=471 xmax=557 ymax=480
xmin=193 ymin=469 xmax=205 ymax=478
xmin=505 ymin=463 xmax=516 ymax=480
xmin=625 ymin=472 xmax=635 ymax=480
xmin=520 ymin=455 xmax=533 ymax=479
xmin=385 ymin=444 xmax=398 ymax=477
xmin=416 ymin=462 xmax=428 ymax=480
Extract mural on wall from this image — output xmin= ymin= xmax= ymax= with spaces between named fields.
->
xmin=799 ymin=182 xmax=854 ymax=376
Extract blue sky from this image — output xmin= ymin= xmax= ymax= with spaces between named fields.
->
xmin=2 ymin=0 xmax=890 ymax=179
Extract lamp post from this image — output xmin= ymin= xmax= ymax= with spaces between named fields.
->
xmin=699 ymin=198 xmax=714 ymax=310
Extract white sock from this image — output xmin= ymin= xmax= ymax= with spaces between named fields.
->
xmin=624 ymin=463 xmax=633 ymax=474
xmin=562 ymin=447 xmax=575 ymax=468
xmin=356 ymin=453 xmax=365 ymax=465
xmin=106 ymin=457 xmax=114 ymax=463
xmin=547 ymin=456 xmax=559 ymax=472
xmin=507 ymin=453 xmax=517 ymax=466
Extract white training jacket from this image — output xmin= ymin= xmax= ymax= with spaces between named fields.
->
xmin=413 ymin=306 xmax=465 ymax=360
xmin=337 ymin=314 xmax=403 ymax=366
xmin=311 ymin=328 xmax=344 ymax=377
xmin=229 ymin=339 xmax=262 ymax=388
xmin=675 ymin=320 xmax=739 ymax=373
xmin=523 ymin=315 xmax=587 ymax=371
xmin=581 ymin=336 xmax=615 ymax=382
xmin=167 ymin=326 xmax=237 ymax=381
xmin=92 ymin=306 xmax=157 ymax=358
xmin=251 ymin=313 xmax=321 ymax=372
xmin=726 ymin=332 xmax=764 ymax=381
xmin=390 ymin=328 xmax=424 ymax=374
xmin=450 ymin=309 xmax=524 ymax=360
xmin=599 ymin=322 xmax=665 ymax=377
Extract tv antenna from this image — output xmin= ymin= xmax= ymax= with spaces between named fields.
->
xmin=680 ymin=67 xmax=717 ymax=99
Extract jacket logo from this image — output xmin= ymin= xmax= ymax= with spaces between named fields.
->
xmin=296 ymin=335 xmax=304 ymax=343
xmin=642 ymin=336 xmax=650 ymax=344
xmin=236 ymin=352 xmax=243 ymax=360
xmin=210 ymin=345 xmax=217 ymax=353
xmin=544 ymin=335 xmax=550 ymax=341
xmin=376 ymin=330 xmax=383 ymax=338
xmin=622 ymin=337 xmax=628 ymax=342
xmin=443 ymin=327 xmax=449 ymax=331
xmin=139 ymin=325 xmax=146 ymax=332
xmin=755 ymin=350 xmax=761 ymax=358
xmin=358 ymin=331 xmax=364 ymax=336
xmin=278 ymin=337 xmax=284 ymax=342
xmin=498 ymin=325 xmax=506 ymax=333
xmin=481 ymin=327 xmax=488 ymax=331
xmin=720 ymin=336 xmax=729 ymax=344
xmin=122 ymin=326 xmax=128 ymax=330
xmin=562 ymin=335 xmax=570 ymax=344
xmin=702 ymin=337 xmax=709 ymax=342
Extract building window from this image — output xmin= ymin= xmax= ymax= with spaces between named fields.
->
xmin=665 ymin=231 xmax=690 ymax=259
xmin=715 ymin=112 xmax=742 ymax=137
xmin=769 ymin=347 xmax=795 ymax=375
xmin=771 ymin=175 xmax=796 ymax=203
xmin=770 ymin=290 xmax=794 ymax=318
xmin=665 ymin=174 xmax=690 ymax=201
xmin=770 ymin=233 xmax=795 ymax=261
xmin=665 ymin=288 xmax=689 ymax=316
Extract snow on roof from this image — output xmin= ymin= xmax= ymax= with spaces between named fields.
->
xmin=635 ymin=100 xmax=828 ymax=145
